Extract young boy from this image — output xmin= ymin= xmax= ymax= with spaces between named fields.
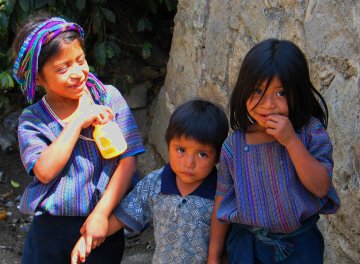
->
xmin=71 ymin=99 xmax=229 ymax=264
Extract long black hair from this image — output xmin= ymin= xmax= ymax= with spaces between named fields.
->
xmin=230 ymin=39 xmax=328 ymax=131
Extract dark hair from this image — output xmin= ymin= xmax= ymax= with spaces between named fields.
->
xmin=165 ymin=99 xmax=229 ymax=158
xmin=12 ymin=12 xmax=84 ymax=73
xmin=230 ymin=39 xmax=328 ymax=131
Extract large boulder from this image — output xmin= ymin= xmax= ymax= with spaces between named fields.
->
xmin=149 ymin=0 xmax=360 ymax=262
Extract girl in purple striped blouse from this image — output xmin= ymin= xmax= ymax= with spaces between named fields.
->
xmin=208 ymin=39 xmax=340 ymax=264
xmin=12 ymin=13 xmax=145 ymax=263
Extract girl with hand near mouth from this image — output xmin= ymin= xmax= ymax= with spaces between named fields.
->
xmin=208 ymin=39 xmax=340 ymax=264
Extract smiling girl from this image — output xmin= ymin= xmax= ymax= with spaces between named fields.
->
xmin=12 ymin=13 xmax=145 ymax=263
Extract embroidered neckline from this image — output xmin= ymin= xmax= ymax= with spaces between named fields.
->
xmin=42 ymin=91 xmax=94 ymax=141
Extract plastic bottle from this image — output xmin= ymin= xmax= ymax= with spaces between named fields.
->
xmin=93 ymin=121 xmax=127 ymax=159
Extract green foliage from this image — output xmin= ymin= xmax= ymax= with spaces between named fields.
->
xmin=137 ymin=17 xmax=152 ymax=32
xmin=148 ymin=0 xmax=176 ymax=13
xmin=113 ymin=74 xmax=133 ymax=95
xmin=0 ymin=71 xmax=14 ymax=90
xmin=0 ymin=0 xmax=176 ymax=113
xmin=142 ymin=42 xmax=153 ymax=59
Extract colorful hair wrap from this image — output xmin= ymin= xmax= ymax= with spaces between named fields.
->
xmin=13 ymin=17 xmax=107 ymax=104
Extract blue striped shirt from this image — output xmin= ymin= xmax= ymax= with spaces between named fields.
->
xmin=18 ymin=85 xmax=145 ymax=215
xmin=216 ymin=117 xmax=340 ymax=233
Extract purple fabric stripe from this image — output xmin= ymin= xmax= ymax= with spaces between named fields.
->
xmin=216 ymin=117 xmax=340 ymax=233
xmin=18 ymin=85 xmax=145 ymax=216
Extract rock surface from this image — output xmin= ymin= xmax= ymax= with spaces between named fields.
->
xmin=149 ymin=0 xmax=360 ymax=262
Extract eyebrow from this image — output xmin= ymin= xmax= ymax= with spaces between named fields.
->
xmin=54 ymin=52 xmax=85 ymax=64
xmin=175 ymin=144 xmax=214 ymax=153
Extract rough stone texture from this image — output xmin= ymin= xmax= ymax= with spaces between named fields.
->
xmin=149 ymin=0 xmax=360 ymax=262
xmin=123 ymin=82 xmax=153 ymax=110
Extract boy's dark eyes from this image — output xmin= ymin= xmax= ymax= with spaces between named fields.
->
xmin=175 ymin=148 xmax=208 ymax=158
xmin=277 ymin=91 xmax=286 ymax=96
xmin=198 ymin=152 xmax=208 ymax=158
xmin=176 ymin=148 xmax=185 ymax=154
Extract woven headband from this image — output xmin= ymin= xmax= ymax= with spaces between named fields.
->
xmin=13 ymin=17 xmax=106 ymax=103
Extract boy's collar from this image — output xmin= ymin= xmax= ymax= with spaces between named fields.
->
xmin=160 ymin=163 xmax=217 ymax=200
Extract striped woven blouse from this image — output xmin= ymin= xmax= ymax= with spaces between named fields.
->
xmin=18 ymin=85 xmax=145 ymax=216
xmin=216 ymin=117 xmax=340 ymax=233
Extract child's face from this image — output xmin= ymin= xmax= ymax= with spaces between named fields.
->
xmin=246 ymin=75 xmax=289 ymax=129
xmin=169 ymin=135 xmax=217 ymax=192
xmin=36 ymin=39 xmax=89 ymax=102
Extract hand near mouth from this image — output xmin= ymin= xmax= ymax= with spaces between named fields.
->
xmin=264 ymin=114 xmax=297 ymax=147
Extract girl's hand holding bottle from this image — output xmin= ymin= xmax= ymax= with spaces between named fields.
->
xmin=74 ymin=94 xmax=114 ymax=129
xmin=74 ymin=93 xmax=128 ymax=159
xmin=31 ymin=102 xmax=113 ymax=184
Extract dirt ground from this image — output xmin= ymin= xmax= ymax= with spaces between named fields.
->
xmin=0 ymin=150 xmax=155 ymax=264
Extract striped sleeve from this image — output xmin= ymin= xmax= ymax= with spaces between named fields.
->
xmin=105 ymin=85 xmax=145 ymax=158
xmin=216 ymin=136 xmax=235 ymax=197
xmin=306 ymin=118 xmax=333 ymax=177
xmin=306 ymin=118 xmax=340 ymax=213
xmin=18 ymin=107 xmax=53 ymax=176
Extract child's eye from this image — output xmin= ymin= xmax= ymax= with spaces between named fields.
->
xmin=176 ymin=148 xmax=185 ymax=154
xmin=253 ymin=88 xmax=263 ymax=95
xmin=277 ymin=91 xmax=286 ymax=96
xmin=78 ymin=57 xmax=87 ymax=65
xmin=57 ymin=66 xmax=68 ymax=73
xmin=198 ymin=152 xmax=208 ymax=158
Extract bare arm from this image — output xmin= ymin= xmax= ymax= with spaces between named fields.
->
xmin=33 ymin=105 xmax=113 ymax=184
xmin=208 ymin=196 xmax=230 ymax=264
xmin=285 ymin=137 xmax=329 ymax=197
xmin=93 ymin=156 xmax=136 ymax=216
xmin=107 ymin=214 xmax=125 ymax=236
xmin=33 ymin=118 xmax=82 ymax=183
xmin=266 ymin=115 xmax=330 ymax=197
xmin=80 ymin=155 xmax=137 ymax=249
xmin=71 ymin=214 xmax=125 ymax=263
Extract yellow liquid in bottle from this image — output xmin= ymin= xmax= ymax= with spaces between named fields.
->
xmin=93 ymin=121 xmax=127 ymax=159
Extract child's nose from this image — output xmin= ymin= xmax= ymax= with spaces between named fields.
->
xmin=184 ymin=155 xmax=196 ymax=168
xmin=260 ymin=94 xmax=275 ymax=108
xmin=70 ymin=64 xmax=86 ymax=79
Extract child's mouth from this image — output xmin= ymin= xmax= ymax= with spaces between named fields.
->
xmin=68 ymin=82 xmax=84 ymax=89
xmin=181 ymin=171 xmax=193 ymax=177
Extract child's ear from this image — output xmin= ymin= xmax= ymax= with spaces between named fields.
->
xmin=35 ymin=76 xmax=42 ymax=86
xmin=35 ymin=72 xmax=46 ymax=87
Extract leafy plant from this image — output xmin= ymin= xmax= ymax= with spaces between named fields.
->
xmin=0 ymin=0 xmax=176 ymax=113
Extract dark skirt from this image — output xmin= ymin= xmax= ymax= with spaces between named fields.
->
xmin=226 ymin=215 xmax=324 ymax=264
xmin=22 ymin=213 xmax=124 ymax=264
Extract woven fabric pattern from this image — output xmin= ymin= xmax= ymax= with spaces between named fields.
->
xmin=216 ymin=117 xmax=340 ymax=233
xmin=18 ymin=85 xmax=145 ymax=215
xmin=114 ymin=165 xmax=216 ymax=264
